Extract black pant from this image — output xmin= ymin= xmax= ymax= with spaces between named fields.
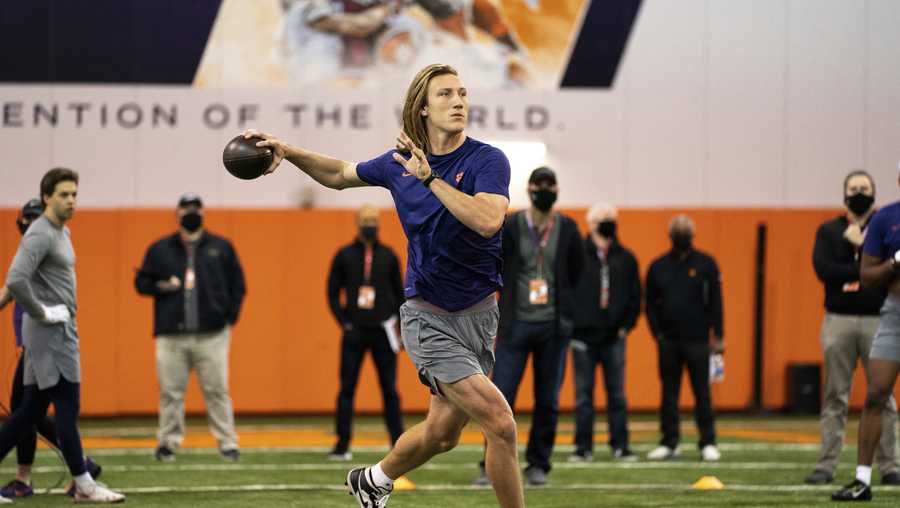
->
xmin=10 ymin=350 xmax=59 ymax=465
xmin=0 ymin=378 xmax=86 ymax=475
xmin=335 ymin=327 xmax=403 ymax=447
xmin=572 ymin=335 xmax=629 ymax=453
xmin=657 ymin=339 xmax=716 ymax=449
xmin=492 ymin=320 xmax=567 ymax=473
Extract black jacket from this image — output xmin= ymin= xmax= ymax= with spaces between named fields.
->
xmin=498 ymin=210 xmax=584 ymax=341
xmin=573 ymin=236 xmax=641 ymax=341
xmin=135 ymin=231 xmax=246 ymax=336
xmin=646 ymin=249 xmax=723 ymax=341
xmin=813 ymin=215 xmax=886 ymax=315
xmin=327 ymin=239 xmax=405 ymax=329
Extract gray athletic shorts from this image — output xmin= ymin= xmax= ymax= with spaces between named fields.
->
xmin=871 ymin=295 xmax=900 ymax=362
xmin=400 ymin=295 xmax=499 ymax=395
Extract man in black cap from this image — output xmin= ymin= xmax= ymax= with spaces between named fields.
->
xmin=135 ymin=193 xmax=246 ymax=462
xmin=0 ymin=198 xmax=102 ymax=499
xmin=474 ymin=166 xmax=584 ymax=486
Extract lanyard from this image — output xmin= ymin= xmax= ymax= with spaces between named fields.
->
xmin=363 ymin=245 xmax=373 ymax=284
xmin=526 ymin=211 xmax=555 ymax=278
xmin=597 ymin=247 xmax=610 ymax=309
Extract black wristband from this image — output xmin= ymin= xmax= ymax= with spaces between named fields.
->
xmin=422 ymin=174 xmax=437 ymax=188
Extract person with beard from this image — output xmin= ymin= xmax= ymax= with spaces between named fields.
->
xmin=135 ymin=193 xmax=246 ymax=463
xmin=473 ymin=166 xmax=584 ymax=487
xmin=807 ymin=171 xmax=899 ymax=487
xmin=326 ymin=204 xmax=405 ymax=462
xmin=0 ymin=198 xmax=103 ymax=499
xmin=645 ymin=214 xmax=723 ymax=462
xmin=568 ymin=202 xmax=640 ymax=462
xmin=0 ymin=169 xmax=124 ymax=503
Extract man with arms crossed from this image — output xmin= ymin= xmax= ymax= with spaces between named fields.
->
xmin=247 ymin=63 xmax=523 ymax=508
xmin=833 ymin=166 xmax=900 ymax=502
xmin=806 ymin=170 xmax=898 ymax=486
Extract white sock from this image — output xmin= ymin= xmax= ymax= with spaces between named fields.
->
xmin=73 ymin=472 xmax=95 ymax=494
xmin=369 ymin=462 xmax=394 ymax=488
xmin=856 ymin=465 xmax=872 ymax=486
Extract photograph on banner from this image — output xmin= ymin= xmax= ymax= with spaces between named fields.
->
xmin=195 ymin=0 xmax=586 ymax=89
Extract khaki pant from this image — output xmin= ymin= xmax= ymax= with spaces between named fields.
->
xmin=816 ymin=313 xmax=898 ymax=475
xmin=156 ymin=327 xmax=238 ymax=451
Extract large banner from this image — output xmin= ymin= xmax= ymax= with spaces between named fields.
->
xmin=199 ymin=0 xmax=596 ymax=90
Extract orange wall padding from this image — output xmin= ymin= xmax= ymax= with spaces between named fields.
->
xmin=0 ymin=207 xmax=897 ymax=416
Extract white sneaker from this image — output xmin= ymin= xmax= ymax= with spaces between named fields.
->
xmin=646 ymin=445 xmax=680 ymax=460
xmin=701 ymin=445 xmax=721 ymax=461
xmin=0 ymin=495 xmax=11 ymax=504
xmin=74 ymin=484 xmax=125 ymax=503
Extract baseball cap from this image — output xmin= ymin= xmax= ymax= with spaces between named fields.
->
xmin=177 ymin=193 xmax=203 ymax=209
xmin=528 ymin=166 xmax=557 ymax=186
xmin=20 ymin=198 xmax=43 ymax=218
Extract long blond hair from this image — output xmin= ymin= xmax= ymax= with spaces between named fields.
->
xmin=400 ymin=63 xmax=459 ymax=155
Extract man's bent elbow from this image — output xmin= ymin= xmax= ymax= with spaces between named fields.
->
xmin=477 ymin=218 xmax=503 ymax=238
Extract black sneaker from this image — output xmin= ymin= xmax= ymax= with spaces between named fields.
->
xmin=882 ymin=471 xmax=900 ymax=485
xmin=220 ymin=448 xmax=240 ymax=462
xmin=346 ymin=467 xmax=392 ymax=508
xmin=831 ymin=479 xmax=872 ymax=501
xmin=154 ymin=445 xmax=176 ymax=462
xmin=613 ymin=448 xmax=638 ymax=461
xmin=804 ymin=469 xmax=833 ymax=485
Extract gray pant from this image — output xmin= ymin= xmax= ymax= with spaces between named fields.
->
xmin=155 ymin=327 xmax=238 ymax=451
xmin=815 ymin=313 xmax=899 ymax=475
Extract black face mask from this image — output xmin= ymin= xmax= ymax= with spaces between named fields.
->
xmin=670 ymin=231 xmax=693 ymax=252
xmin=530 ymin=189 xmax=557 ymax=212
xmin=845 ymin=192 xmax=874 ymax=216
xmin=597 ymin=220 xmax=616 ymax=239
xmin=360 ymin=226 xmax=378 ymax=241
xmin=180 ymin=212 xmax=203 ymax=233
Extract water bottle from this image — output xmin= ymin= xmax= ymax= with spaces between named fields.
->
xmin=709 ymin=353 xmax=725 ymax=384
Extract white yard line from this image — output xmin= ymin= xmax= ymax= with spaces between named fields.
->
xmin=30 ymin=483 xmax=900 ymax=496
xmin=8 ymin=461 xmax=839 ymax=474
xmin=38 ymin=442 xmax=824 ymax=457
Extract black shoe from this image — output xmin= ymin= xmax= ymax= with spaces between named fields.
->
xmin=220 ymin=448 xmax=240 ymax=462
xmin=613 ymin=448 xmax=638 ymax=461
xmin=804 ymin=469 xmax=833 ymax=485
xmin=154 ymin=445 xmax=175 ymax=462
xmin=881 ymin=471 xmax=900 ymax=485
xmin=831 ymin=479 xmax=872 ymax=501
xmin=346 ymin=467 xmax=392 ymax=508
xmin=524 ymin=466 xmax=547 ymax=486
